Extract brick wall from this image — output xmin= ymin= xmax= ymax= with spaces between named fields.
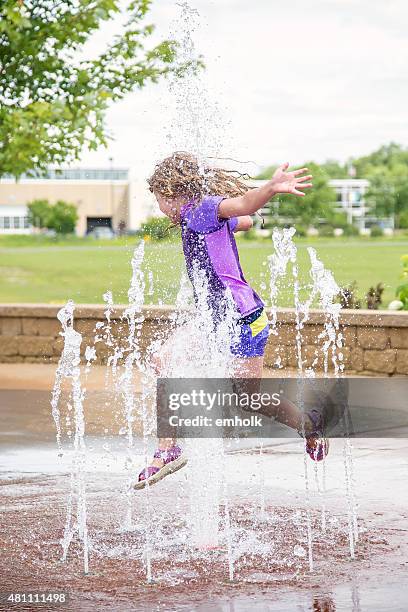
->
xmin=0 ymin=304 xmax=407 ymax=375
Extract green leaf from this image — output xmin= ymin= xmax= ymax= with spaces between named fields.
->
xmin=0 ymin=0 xmax=189 ymax=178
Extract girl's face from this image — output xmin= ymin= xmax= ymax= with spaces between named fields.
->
xmin=154 ymin=191 xmax=184 ymax=222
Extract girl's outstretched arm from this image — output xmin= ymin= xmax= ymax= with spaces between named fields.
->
xmin=219 ymin=163 xmax=313 ymax=219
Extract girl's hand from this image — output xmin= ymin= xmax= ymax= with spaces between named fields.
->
xmin=219 ymin=163 xmax=313 ymax=219
xmin=270 ymin=163 xmax=313 ymax=197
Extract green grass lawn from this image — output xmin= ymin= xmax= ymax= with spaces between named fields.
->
xmin=0 ymin=235 xmax=407 ymax=308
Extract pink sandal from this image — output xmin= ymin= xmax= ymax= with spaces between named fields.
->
xmin=133 ymin=445 xmax=187 ymax=490
xmin=300 ymin=408 xmax=330 ymax=462
xmin=305 ymin=434 xmax=329 ymax=462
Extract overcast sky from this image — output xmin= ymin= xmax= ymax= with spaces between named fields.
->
xmin=79 ymin=0 xmax=408 ymax=178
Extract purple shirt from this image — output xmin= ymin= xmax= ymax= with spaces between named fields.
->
xmin=180 ymin=195 xmax=264 ymax=320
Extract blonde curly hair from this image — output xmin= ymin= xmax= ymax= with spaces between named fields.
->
xmin=147 ymin=151 xmax=251 ymax=201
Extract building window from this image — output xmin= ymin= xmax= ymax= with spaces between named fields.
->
xmin=350 ymin=190 xmax=362 ymax=206
xmin=0 ymin=216 xmax=29 ymax=230
xmin=3 ymin=167 xmax=129 ymax=181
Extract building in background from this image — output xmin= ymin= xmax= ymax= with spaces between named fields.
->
xmin=330 ymin=178 xmax=394 ymax=230
xmin=330 ymin=178 xmax=369 ymax=230
xmin=1 ymin=170 xmax=394 ymax=235
xmin=0 ymin=168 xmax=159 ymax=236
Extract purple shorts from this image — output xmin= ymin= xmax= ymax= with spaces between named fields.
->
xmin=230 ymin=309 xmax=270 ymax=358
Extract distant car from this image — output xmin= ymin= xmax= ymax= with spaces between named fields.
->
xmin=88 ymin=227 xmax=115 ymax=240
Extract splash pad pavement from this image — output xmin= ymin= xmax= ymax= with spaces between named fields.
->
xmin=1 ymin=365 xmax=408 ymax=611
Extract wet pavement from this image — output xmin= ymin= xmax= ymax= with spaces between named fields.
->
xmin=1 ymin=365 xmax=408 ymax=611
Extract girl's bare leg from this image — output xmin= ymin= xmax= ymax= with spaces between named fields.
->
xmin=141 ymin=338 xmax=318 ymax=478
xmin=142 ymin=325 xmax=192 ymax=473
xmin=232 ymin=356 xmax=314 ymax=433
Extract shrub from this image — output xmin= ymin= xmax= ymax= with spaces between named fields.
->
xmin=370 ymin=225 xmax=383 ymax=237
xmin=27 ymin=199 xmax=52 ymax=229
xmin=318 ymin=224 xmax=334 ymax=237
xmin=27 ymin=198 xmax=78 ymax=234
xmin=241 ymin=228 xmax=257 ymax=240
xmin=327 ymin=211 xmax=348 ymax=228
xmin=338 ymin=281 xmax=361 ymax=309
xmin=398 ymin=210 xmax=408 ymax=229
xmin=395 ymin=255 xmax=408 ymax=310
xmin=139 ymin=216 xmax=173 ymax=240
xmin=365 ymin=283 xmax=384 ymax=310
xmin=342 ymin=224 xmax=359 ymax=237
xmin=47 ymin=200 xmax=78 ymax=234
xmin=294 ymin=224 xmax=307 ymax=237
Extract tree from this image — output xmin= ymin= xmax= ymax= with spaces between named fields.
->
xmin=348 ymin=143 xmax=408 ymax=228
xmin=399 ymin=210 xmax=408 ymax=230
xmin=27 ymin=199 xmax=52 ymax=229
xmin=258 ymin=159 xmax=349 ymax=180
xmin=47 ymin=200 xmax=78 ymax=234
xmin=365 ymin=170 xmax=408 ymax=229
xmin=0 ymin=1 xmax=183 ymax=178
xmin=257 ymin=162 xmax=336 ymax=227
xmin=319 ymin=159 xmax=349 ymax=179
xmin=352 ymin=142 xmax=408 ymax=179
xmin=27 ymin=198 xmax=78 ymax=233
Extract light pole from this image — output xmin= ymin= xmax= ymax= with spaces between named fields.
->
xmin=109 ymin=156 xmax=114 ymax=221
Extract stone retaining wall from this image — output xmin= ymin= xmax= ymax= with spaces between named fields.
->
xmin=0 ymin=304 xmax=407 ymax=375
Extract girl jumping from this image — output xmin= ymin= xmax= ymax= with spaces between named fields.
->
xmin=134 ymin=152 xmax=328 ymax=489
